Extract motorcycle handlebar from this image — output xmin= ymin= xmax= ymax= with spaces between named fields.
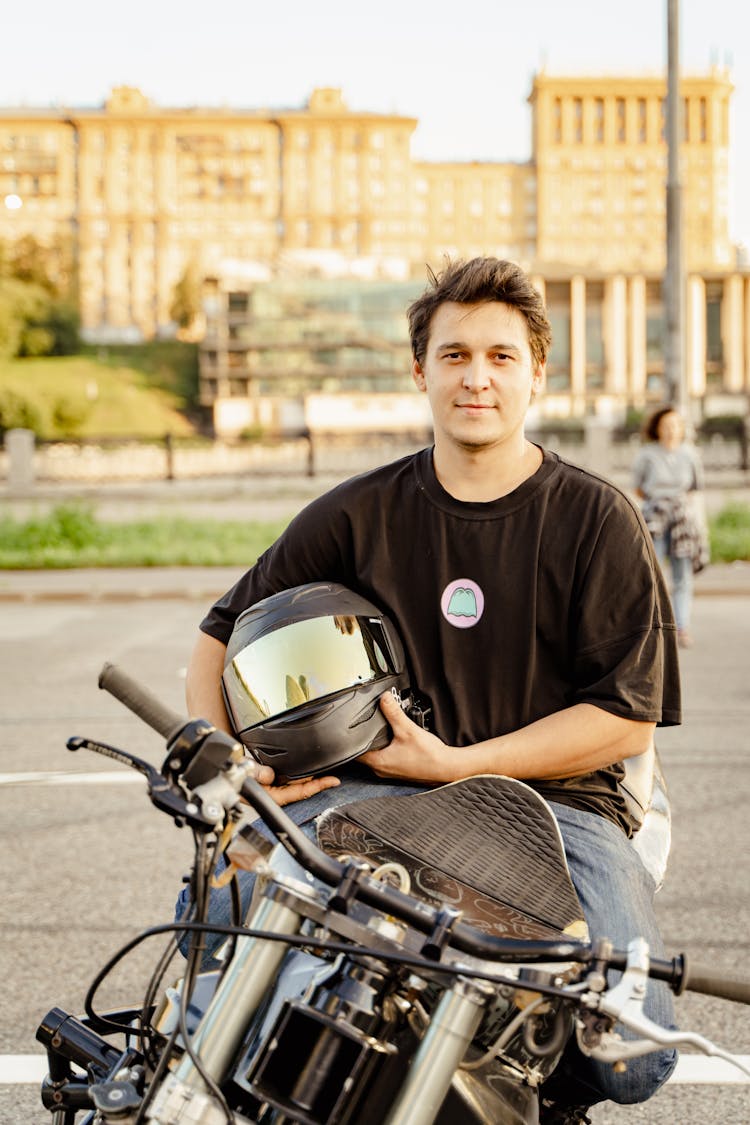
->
xmin=98 ymin=663 xmax=750 ymax=1006
xmin=99 ymin=662 xmax=185 ymax=743
xmin=678 ymin=959 xmax=750 ymax=1006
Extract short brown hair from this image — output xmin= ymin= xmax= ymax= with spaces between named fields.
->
xmin=407 ymin=257 xmax=552 ymax=368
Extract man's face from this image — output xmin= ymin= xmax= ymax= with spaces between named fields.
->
xmin=412 ymin=301 xmax=544 ymax=454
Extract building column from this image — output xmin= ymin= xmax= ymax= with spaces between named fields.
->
xmin=745 ymin=279 xmax=750 ymax=391
xmin=686 ymin=275 xmax=706 ymax=397
xmin=570 ymin=275 xmax=587 ymax=410
xmin=603 ymin=274 xmax=627 ymax=397
xmin=721 ymin=274 xmax=744 ymax=392
xmin=628 ymin=275 xmax=647 ymax=403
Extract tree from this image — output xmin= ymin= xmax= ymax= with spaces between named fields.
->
xmin=0 ymin=239 xmax=80 ymax=357
xmin=170 ymin=262 xmax=203 ymax=332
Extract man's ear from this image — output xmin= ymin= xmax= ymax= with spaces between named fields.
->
xmin=412 ymin=357 xmax=426 ymax=392
xmin=531 ymin=364 xmax=546 ymax=399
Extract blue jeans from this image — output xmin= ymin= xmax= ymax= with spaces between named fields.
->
xmin=546 ymin=802 xmax=676 ymax=1106
xmin=652 ymin=531 xmax=693 ymax=631
xmin=175 ymin=780 xmax=676 ymax=1107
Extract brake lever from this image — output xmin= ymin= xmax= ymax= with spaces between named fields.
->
xmin=66 ymin=735 xmax=218 ymax=832
xmin=577 ymin=937 xmax=750 ymax=1079
xmin=67 ymin=735 xmax=160 ymax=782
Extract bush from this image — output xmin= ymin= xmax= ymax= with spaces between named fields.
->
xmin=700 ymin=415 xmax=745 ymax=438
xmin=19 ymin=325 xmax=56 ymax=357
xmin=0 ymin=277 xmax=79 ymax=359
xmin=0 ymin=387 xmax=43 ymax=435
xmin=51 ymin=394 xmax=92 ymax=435
xmin=708 ymin=502 xmax=750 ymax=562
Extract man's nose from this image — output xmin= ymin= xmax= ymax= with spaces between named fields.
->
xmin=462 ymin=359 xmax=491 ymax=390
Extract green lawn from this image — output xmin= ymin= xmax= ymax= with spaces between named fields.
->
xmin=0 ymin=346 xmax=198 ymax=439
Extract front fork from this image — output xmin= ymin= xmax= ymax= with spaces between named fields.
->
xmin=385 ymin=976 xmax=492 ymax=1125
xmin=147 ymin=890 xmax=306 ymax=1123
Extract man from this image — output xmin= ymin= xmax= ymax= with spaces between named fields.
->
xmin=183 ymin=257 xmax=680 ymax=1120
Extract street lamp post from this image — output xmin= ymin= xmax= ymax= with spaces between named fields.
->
xmin=664 ymin=0 xmax=687 ymax=413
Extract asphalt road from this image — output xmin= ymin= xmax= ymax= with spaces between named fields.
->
xmin=0 ymin=588 xmax=748 ymax=1123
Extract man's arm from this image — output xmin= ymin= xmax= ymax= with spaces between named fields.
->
xmin=186 ymin=630 xmax=233 ymax=731
xmin=361 ymin=693 xmax=654 ymax=785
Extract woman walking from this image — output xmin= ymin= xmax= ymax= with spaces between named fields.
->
xmin=633 ymin=406 xmax=707 ymax=648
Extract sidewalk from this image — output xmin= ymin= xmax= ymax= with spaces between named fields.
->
xmin=1 ymin=560 xmax=749 ymax=602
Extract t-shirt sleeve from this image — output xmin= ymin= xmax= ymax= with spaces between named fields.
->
xmin=199 ymin=493 xmax=350 ymax=645
xmin=570 ymin=497 xmax=681 ymax=727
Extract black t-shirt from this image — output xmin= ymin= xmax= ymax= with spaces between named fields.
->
xmin=201 ymin=448 xmax=681 ymax=834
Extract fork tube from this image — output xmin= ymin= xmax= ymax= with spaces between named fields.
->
xmin=173 ymin=895 xmax=304 ymax=1089
xmin=385 ymin=977 xmax=489 ymax=1125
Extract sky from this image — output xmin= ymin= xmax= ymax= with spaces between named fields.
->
xmin=5 ymin=0 xmax=750 ymax=245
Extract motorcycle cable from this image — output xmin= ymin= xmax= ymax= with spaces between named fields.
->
xmin=177 ymin=837 xmax=238 ymax=1119
xmin=132 ymin=834 xmax=238 ymax=1125
xmin=84 ymin=918 xmax=594 ymax=1037
xmin=137 ymin=833 xmax=210 ymax=1072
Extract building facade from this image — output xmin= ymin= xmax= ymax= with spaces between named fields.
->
xmin=1 ymin=71 xmax=748 ymax=420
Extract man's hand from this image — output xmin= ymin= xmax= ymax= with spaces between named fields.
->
xmin=261 ymin=770 xmax=341 ymax=807
xmin=359 ymin=691 xmax=459 ymax=784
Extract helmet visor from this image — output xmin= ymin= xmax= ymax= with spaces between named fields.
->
xmin=225 ymin=614 xmax=396 ymax=732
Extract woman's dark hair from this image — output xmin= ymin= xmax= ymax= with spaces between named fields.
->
xmin=406 ymin=257 xmax=552 ymax=368
xmin=642 ymin=405 xmax=680 ymax=442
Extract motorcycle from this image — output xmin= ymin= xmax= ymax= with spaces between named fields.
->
xmin=37 ymin=663 xmax=750 ymax=1124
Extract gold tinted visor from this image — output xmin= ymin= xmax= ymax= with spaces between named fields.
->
xmin=225 ymin=614 xmax=394 ymax=731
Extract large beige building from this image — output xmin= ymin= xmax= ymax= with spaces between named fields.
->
xmin=1 ymin=70 xmax=748 ymax=415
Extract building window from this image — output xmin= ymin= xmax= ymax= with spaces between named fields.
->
xmin=585 ymin=281 xmax=605 ymax=388
xmin=228 ymin=292 xmax=249 ymax=315
xmin=594 ymin=98 xmax=604 ymax=143
xmin=705 ymin=280 xmax=723 ymax=372
xmin=645 ymin=280 xmax=664 ymax=376
xmin=546 ymin=281 xmax=571 ymax=390
xmin=616 ymin=98 xmax=626 ymax=143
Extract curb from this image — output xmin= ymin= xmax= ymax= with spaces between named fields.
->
xmin=1 ymin=566 xmax=749 ymax=603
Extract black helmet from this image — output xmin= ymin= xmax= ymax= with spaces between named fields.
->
xmin=222 ymin=582 xmax=425 ymax=778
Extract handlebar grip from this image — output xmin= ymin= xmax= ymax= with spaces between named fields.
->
xmin=681 ymin=961 xmax=750 ymax=1005
xmin=98 ymin=662 xmax=185 ymax=741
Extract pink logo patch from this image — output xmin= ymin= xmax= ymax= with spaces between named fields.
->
xmin=441 ymin=579 xmax=484 ymax=628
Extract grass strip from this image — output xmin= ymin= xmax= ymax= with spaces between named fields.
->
xmin=0 ymin=501 xmax=749 ymax=569
xmin=0 ymin=503 xmax=288 ymax=568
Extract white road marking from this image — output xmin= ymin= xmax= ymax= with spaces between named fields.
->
xmin=1 ymin=1054 xmax=748 ymax=1085
xmin=0 ymin=770 xmax=144 ymax=786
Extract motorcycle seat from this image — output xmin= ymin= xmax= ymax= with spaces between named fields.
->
xmin=317 ymin=775 xmax=588 ymax=943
